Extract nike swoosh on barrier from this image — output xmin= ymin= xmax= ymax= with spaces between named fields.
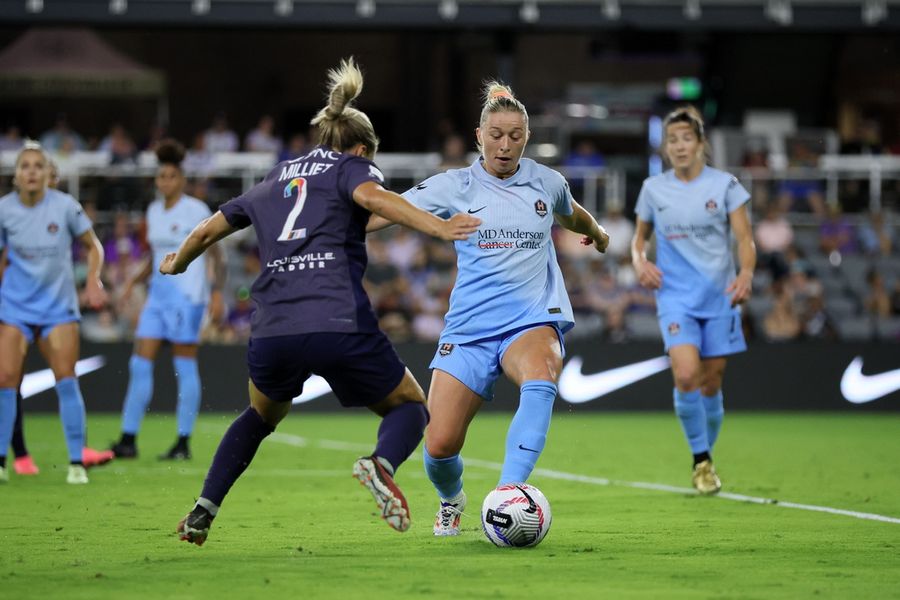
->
xmin=840 ymin=356 xmax=900 ymax=404
xmin=558 ymin=355 xmax=671 ymax=404
xmin=292 ymin=375 xmax=333 ymax=405
xmin=21 ymin=355 xmax=107 ymax=399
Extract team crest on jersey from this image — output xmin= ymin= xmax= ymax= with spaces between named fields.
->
xmin=534 ymin=199 xmax=548 ymax=217
xmin=705 ymin=199 xmax=718 ymax=214
xmin=668 ymin=322 xmax=681 ymax=336
xmin=438 ymin=343 xmax=454 ymax=357
xmin=171 ymin=223 xmax=179 ymax=233
xmin=46 ymin=222 xmax=59 ymax=234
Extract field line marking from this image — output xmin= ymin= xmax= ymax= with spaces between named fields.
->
xmin=261 ymin=431 xmax=900 ymax=525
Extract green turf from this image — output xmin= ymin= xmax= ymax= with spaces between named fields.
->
xmin=2 ymin=412 xmax=899 ymax=599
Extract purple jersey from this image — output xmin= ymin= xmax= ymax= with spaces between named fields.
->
xmin=219 ymin=145 xmax=385 ymax=338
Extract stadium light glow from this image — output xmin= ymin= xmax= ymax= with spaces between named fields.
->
xmin=602 ymin=0 xmax=621 ymax=20
xmin=356 ymin=0 xmax=376 ymax=18
xmin=765 ymin=0 xmax=792 ymax=25
xmin=25 ymin=0 xmax=43 ymax=13
xmin=683 ymin=0 xmax=702 ymax=20
xmin=862 ymin=0 xmax=887 ymax=25
xmin=520 ymin=0 xmax=539 ymax=23
xmin=192 ymin=0 xmax=211 ymax=15
xmin=274 ymin=0 xmax=293 ymax=16
xmin=109 ymin=0 xmax=127 ymax=14
xmin=438 ymin=0 xmax=458 ymax=20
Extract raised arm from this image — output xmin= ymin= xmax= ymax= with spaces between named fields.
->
xmin=78 ymin=228 xmax=109 ymax=309
xmin=554 ymin=200 xmax=609 ymax=253
xmin=159 ymin=211 xmax=237 ymax=275
xmin=725 ymin=204 xmax=756 ymax=306
xmin=353 ymin=181 xmax=479 ymax=241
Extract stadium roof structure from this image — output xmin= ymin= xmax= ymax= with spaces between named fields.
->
xmin=1 ymin=0 xmax=899 ymax=29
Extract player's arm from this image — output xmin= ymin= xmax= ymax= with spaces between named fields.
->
xmin=631 ymin=218 xmax=662 ymax=290
xmin=205 ymin=241 xmax=227 ymax=310
xmin=366 ymin=213 xmax=395 ymax=233
xmin=160 ymin=211 xmax=236 ymax=276
xmin=353 ymin=181 xmax=479 ymax=242
xmin=78 ymin=228 xmax=109 ymax=309
xmin=555 ymin=200 xmax=609 ymax=253
xmin=725 ymin=204 xmax=756 ymax=306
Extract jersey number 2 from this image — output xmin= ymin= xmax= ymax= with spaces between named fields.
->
xmin=278 ymin=177 xmax=308 ymax=241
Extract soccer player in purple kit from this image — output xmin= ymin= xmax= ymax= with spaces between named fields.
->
xmin=168 ymin=59 xmax=480 ymax=545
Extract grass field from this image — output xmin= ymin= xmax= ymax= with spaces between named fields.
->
xmin=2 ymin=412 xmax=899 ymax=599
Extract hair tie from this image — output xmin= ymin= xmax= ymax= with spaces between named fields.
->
xmin=490 ymin=90 xmax=514 ymax=101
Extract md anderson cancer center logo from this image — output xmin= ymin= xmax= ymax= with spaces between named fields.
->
xmin=476 ymin=228 xmax=545 ymax=250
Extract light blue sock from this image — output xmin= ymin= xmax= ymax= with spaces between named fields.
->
xmin=423 ymin=447 xmax=464 ymax=500
xmin=56 ymin=378 xmax=86 ymax=462
xmin=121 ymin=355 xmax=154 ymax=435
xmin=702 ymin=391 xmax=724 ymax=449
xmin=499 ymin=380 xmax=557 ymax=485
xmin=673 ymin=388 xmax=709 ymax=454
xmin=174 ymin=356 xmax=201 ymax=437
xmin=0 ymin=388 xmax=17 ymax=459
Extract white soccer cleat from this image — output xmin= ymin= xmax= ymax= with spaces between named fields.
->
xmin=433 ymin=491 xmax=466 ymax=536
xmin=66 ymin=465 xmax=89 ymax=485
xmin=0 ymin=466 xmax=9 ymax=483
xmin=352 ymin=456 xmax=411 ymax=532
xmin=692 ymin=459 xmax=721 ymax=495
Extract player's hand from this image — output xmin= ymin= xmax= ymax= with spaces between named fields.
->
xmin=84 ymin=277 xmax=108 ymax=310
xmin=635 ymin=259 xmax=663 ymax=290
xmin=440 ymin=213 xmax=481 ymax=241
xmin=726 ymin=270 xmax=753 ymax=306
xmin=159 ymin=253 xmax=184 ymax=275
xmin=580 ymin=225 xmax=610 ymax=253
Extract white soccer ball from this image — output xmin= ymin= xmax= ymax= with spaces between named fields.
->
xmin=481 ymin=483 xmax=552 ymax=548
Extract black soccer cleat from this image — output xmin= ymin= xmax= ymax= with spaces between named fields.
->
xmin=110 ymin=441 xmax=138 ymax=459
xmin=177 ymin=505 xmax=214 ymax=546
xmin=158 ymin=444 xmax=191 ymax=461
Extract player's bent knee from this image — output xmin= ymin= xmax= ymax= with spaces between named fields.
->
xmin=673 ymin=369 xmax=701 ymax=391
xmin=424 ymin=433 xmax=464 ymax=458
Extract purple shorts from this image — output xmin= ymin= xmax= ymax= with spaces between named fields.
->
xmin=247 ymin=330 xmax=406 ymax=406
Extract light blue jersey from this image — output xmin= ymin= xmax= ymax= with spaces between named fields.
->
xmin=403 ymin=157 xmax=575 ymax=344
xmin=635 ymin=166 xmax=750 ymax=318
xmin=145 ymin=195 xmax=212 ymax=307
xmin=0 ymin=189 xmax=91 ymax=325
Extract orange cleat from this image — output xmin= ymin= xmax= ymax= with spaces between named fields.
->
xmin=82 ymin=447 xmax=115 ymax=468
xmin=13 ymin=455 xmax=40 ymax=475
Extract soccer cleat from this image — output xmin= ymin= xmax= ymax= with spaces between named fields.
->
xmin=433 ymin=491 xmax=466 ymax=536
xmin=692 ymin=459 xmax=722 ymax=495
xmin=352 ymin=456 xmax=411 ymax=532
xmin=14 ymin=455 xmax=40 ymax=475
xmin=158 ymin=444 xmax=191 ymax=461
xmin=0 ymin=466 xmax=8 ymax=483
xmin=177 ymin=505 xmax=214 ymax=546
xmin=66 ymin=465 xmax=89 ymax=485
xmin=110 ymin=441 xmax=138 ymax=459
xmin=82 ymin=447 xmax=114 ymax=468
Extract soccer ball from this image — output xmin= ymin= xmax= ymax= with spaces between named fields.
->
xmin=481 ymin=483 xmax=551 ymax=547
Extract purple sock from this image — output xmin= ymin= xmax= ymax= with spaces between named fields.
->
xmin=200 ymin=407 xmax=275 ymax=507
xmin=374 ymin=402 xmax=429 ymax=473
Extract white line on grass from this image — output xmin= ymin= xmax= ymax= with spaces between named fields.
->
xmin=264 ymin=431 xmax=900 ymax=525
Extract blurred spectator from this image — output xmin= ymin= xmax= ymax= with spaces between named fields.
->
xmin=563 ymin=139 xmax=606 ymax=169
xmin=585 ymin=262 xmax=628 ymax=342
xmin=800 ymin=294 xmax=836 ymax=340
xmin=103 ymin=211 xmax=144 ymax=287
xmin=598 ymin=207 xmax=634 ymax=259
xmin=99 ymin=124 xmax=138 ymax=165
xmin=80 ymin=308 xmax=125 ymax=342
xmin=227 ymin=286 xmax=254 ymax=341
xmin=777 ymin=140 xmax=825 ymax=216
xmin=754 ymin=202 xmax=793 ymax=279
xmin=864 ymin=269 xmax=892 ymax=318
xmin=203 ymin=112 xmax=239 ymax=153
xmin=141 ymin=121 xmax=169 ymax=152
xmin=438 ymin=133 xmax=469 ymax=170
xmin=244 ymin=115 xmax=282 ymax=153
xmin=857 ymin=211 xmax=894 ymax=257
xmin=201 ymin=287 xmax=236 ymax=344
xmin=184 ymin=132 xmax=215 ymax=176
xmin=840 ymin=119 xmax=883 ymax=155
xmin=741 ymin=141 xmax=772 ymax=211
xmin=819 ymin=204 xmax=858 ymax=255
xmin=278 ymin=132 xmax=310 ymax=162
xmin=0 ymin=125 xmax=24 ymax=152
xmin=762 ymin=280 xmax=801 ymax=341
xmin=40 ymin=114 xmax=86 ymax=153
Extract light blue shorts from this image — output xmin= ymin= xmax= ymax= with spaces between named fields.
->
xmin=0 ymin=314 xmax=79 ymax=344
xmin=135 ymin=302 xmax=207 ymax=345
xmin=659 ymin=311 xmax=746 ymax=358
xmin=429 ymin=323 xmax=565 ymax=401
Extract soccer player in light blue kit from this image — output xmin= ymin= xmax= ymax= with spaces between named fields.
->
xmin=110 ymin=140 xmax=224 ymax=461
xmin=0 ymin=141 xmax=108 ymax=484
xmin=631 ymin=106 xmax=755 ymax=494
xmin=371 ymin=83 xmax=609 ymax=536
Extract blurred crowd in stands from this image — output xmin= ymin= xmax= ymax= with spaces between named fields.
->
xmin=2 ymin=112 xmax=900 ymax=344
